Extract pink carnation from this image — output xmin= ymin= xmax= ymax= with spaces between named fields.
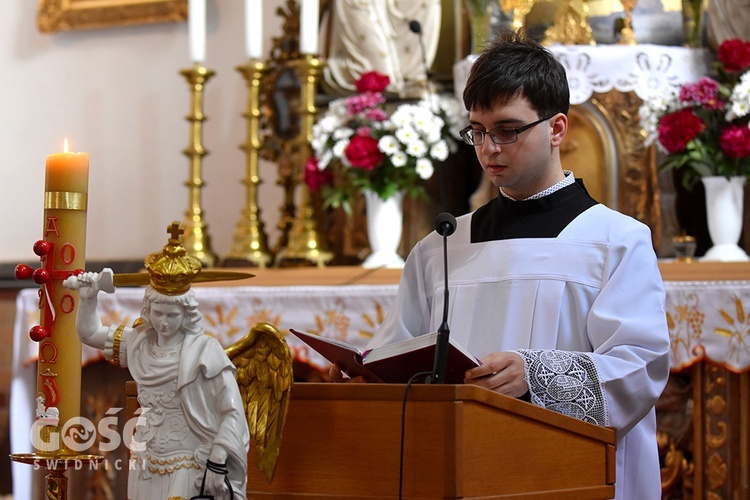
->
xmin=365 ymin=108 xmax=388 ymax=122
xmin=679 ymin=77 xmax=724 ymax=110
xmin=720 ymin=124 xmax=750 ymax=158
xmin=657 ymin=109 xmax=705 ymax=154
xmin=345 ymin=92 xmax=385 ymax=115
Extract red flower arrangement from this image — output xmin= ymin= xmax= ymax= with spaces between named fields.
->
xmin=305 ymin=71 xmax=464 ymax=212
xmin=640 ymin=39 xmax=750 ymax=189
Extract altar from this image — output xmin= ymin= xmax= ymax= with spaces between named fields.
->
xmin=9 ymin=263 xmax=750 ymax=498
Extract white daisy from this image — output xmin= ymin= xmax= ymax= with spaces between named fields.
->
xmin=416 ymin=158 xmax=434 ymax=179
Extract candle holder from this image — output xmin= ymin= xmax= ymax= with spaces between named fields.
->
xmin=618 ymin=0 xmax=638 ymax=45
xmin=275 ymin=54 xmax=333 ymax=267
xmin=224 ymin=60 xmax=274 ymax=267
xmin=180 ymin=63 xmax=219 ymax=268
xmin=10 ymin=453 xmax=103 ymax=500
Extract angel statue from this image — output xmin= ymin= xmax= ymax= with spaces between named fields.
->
xmin=64 ymin=222 xmax=293 ymax=499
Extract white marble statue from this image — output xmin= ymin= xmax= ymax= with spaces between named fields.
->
xmin=73 ymin=278 xmax=249 ymax=499
xmin=706 ymin=0 xmax=750 ymax=47
xmin=65 ymin=225 xmax=250 ymax=500
xmin=322 ymin=0 xmax=442 ymax=97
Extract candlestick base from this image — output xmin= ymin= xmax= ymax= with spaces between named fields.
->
xmin=11 ymin=452 xmax=104 ymax=500
xmin=275 ymin=188 xmax=333 ymax=268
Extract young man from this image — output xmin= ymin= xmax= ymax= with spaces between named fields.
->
xmin=367 ymin=30 xmax=670 ymax=499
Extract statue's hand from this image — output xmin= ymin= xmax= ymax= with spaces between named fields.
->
xmin=203 ymin=467 xmax=229 ymax=497
xmin=63 ymin=272 xmax=100 ymax=299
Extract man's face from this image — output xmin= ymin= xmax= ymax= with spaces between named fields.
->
xmin=468 ymin=95 xmax=564 ymax=200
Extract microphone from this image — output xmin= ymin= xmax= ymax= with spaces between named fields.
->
xmin=429 ymin=212 xmax=457 ymax=384
xmin=408 ymin=19 xmax=432 ymax=87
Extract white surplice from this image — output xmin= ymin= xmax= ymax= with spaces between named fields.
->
xmin=369 ymin=201 xmax=670 ymax=499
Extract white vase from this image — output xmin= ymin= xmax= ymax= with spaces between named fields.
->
xmin=701 ymin=175 xmax=749 ymax=261
xmin=362 ymin=190 xmax=405 ymax=269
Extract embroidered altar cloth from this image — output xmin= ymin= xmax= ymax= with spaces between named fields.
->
xmin=454 ymin=44 xmax=712 ymax=105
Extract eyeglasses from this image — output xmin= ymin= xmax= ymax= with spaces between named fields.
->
xmin=459 ymin=115 xmax=554 ymax=146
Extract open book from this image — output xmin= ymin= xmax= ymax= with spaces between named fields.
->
xmin=290 ymin=329 xmax=481 ymax=384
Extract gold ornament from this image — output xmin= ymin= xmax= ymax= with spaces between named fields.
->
xmin=110 ymin=222 xmax=254 ymax=293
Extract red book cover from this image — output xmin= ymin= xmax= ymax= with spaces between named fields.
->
xmin=290 ymin=329 xmax=481 ymax=384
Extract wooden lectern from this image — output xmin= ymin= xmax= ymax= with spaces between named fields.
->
xmin=246 ymin=383 xmax=616 ymax=499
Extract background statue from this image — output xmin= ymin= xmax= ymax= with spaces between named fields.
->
xmin=706 ymin=0 xmax=750 ymax=48
xmin=321 ymin=0 xmax=442 ymax=97
xmin=65 ymin=223 xmax=255 ymax=500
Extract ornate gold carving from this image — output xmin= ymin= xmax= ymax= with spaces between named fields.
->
xmin=38 ymin=0 xmax=187 ymax=34
xmin=580 ymin=91 xmax=662 ymax=249
xmin=706 ymin=394 xmax=726 ymax=414
xmin=543 ymin=0 xmax=595 ymax=46
xmin=706 ymin=453 xmax=727 ymax=490
xmin=705 ymin=416 xmax=727 ymax=448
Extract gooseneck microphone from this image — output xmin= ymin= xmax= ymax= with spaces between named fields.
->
xmin=409 ymin=19 xmax=431 ymax=83
xmin=429 ymin=212 xmax=457 ymax=384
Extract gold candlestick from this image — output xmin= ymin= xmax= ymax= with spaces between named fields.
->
xmin=275 ymin=54 xmax=333 ymax=268
xmin=618 ymin=0 xmax=638 ymax=45
xmin=224 ymin=60 xmax=274 ymax=267
xmin=180 ymin=63 xmax=219 ymax=268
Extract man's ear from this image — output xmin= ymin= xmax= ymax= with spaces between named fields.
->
xmin=549 ymin=113 xmax=568 ymax=147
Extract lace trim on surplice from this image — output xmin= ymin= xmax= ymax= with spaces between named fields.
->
xmin=515 ymin=349 xmax=608 ymax=427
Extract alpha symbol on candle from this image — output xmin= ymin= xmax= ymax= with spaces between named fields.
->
xmin=45 ymin=217 xmax=61 ymax=237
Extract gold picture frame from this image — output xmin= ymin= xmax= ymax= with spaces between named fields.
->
xmin=38 ymin=0 xmax=188 ymax=34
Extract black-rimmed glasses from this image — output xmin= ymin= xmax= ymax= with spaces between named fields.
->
xmin=459 ymin=115 xmax=554 ymax=146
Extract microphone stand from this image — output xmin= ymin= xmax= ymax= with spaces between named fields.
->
xmin=429 ymin=222 xmax=451 ymax=384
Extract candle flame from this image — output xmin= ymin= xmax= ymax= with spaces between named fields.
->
xmin=63 ymin=138 xmax=69 ymax=153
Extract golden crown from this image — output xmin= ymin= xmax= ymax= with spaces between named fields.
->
xmin=111 ymin=222 xmax=254 ymax=294
xmin=143 ymin=222 xmax=202 ymax=295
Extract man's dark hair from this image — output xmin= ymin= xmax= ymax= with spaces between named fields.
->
xmin=463 ymin=29 xmax=570 ymax=118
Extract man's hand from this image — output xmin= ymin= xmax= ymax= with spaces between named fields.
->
xmin=328 ymin=364 xmax=369 ymax=383
xmin=464 ymin=351 xmax=528 ymax=397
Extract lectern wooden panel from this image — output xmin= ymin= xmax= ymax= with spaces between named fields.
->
xmin=247 ymin=383 xmax=616 ymax=499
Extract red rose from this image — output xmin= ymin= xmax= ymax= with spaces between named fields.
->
xmin=354 ymin=71 xmax=390 ymax=93
xmin=303 ymin=157 xmax=332 ymax=192
xmin=657 ymin=109 xmax=705 ymax=154
xmin=717 ymin=39 xmax=750 ymax=73
xmin=720 ymin=124 xmax=750 ymax=158
xmin=344 ymin=134 xmax=383 ymax=170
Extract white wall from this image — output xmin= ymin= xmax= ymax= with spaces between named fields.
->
xmin=0 ymin=0 xmax=284 ymax=264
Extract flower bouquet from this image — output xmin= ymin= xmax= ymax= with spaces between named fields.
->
xmin=304 ymin=71 xmax=464 ymax=213
xmin=639 ymin=38 xmax=750 ymax=190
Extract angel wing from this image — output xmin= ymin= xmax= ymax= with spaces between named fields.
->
xmin=225 ymin=322 xmax=293 ymax=483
